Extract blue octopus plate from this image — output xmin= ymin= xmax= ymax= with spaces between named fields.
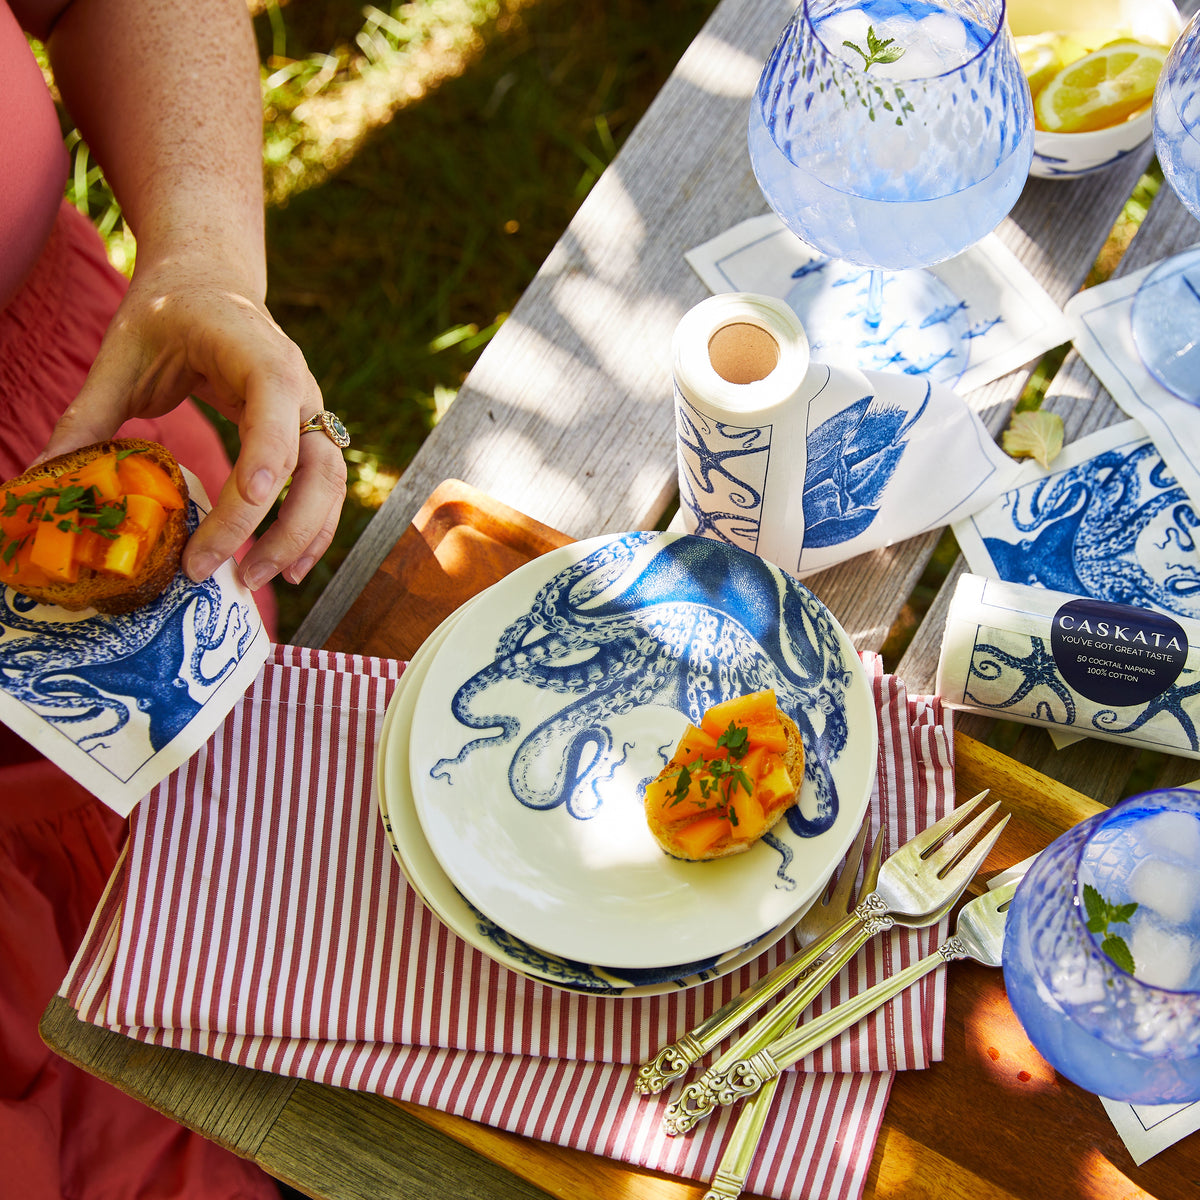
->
xmin=376 ymin=593 xmax=804 ymax=996
xmin=407 ymin=530 xmax=876 ymax=969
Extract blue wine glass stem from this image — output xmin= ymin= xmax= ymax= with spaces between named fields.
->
xmin=865 ymin=269 xmax=884 ymax=330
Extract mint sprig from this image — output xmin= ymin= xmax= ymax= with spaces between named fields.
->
xmin=843 ymin=25 xmax=905 ymax=71
xmin=1083 ymin=883 xmax=1138 ymax=976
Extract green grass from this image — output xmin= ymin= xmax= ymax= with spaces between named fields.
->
xmin=57 ymin=0 xmax=720 ymax=639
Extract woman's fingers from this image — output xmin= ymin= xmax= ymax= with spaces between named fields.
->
xmin=229 ymin=436 xmax=348 ymax=589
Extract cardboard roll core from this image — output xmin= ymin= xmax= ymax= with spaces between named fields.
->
xmin=707 ymin=321 xmax=780 ymax=385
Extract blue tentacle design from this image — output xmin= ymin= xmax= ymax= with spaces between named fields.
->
xmin=982 ymin=443 xmax=1200 ymax=619
xmin=431 ymin=533 xmax=855 ymax=839
xmin=0 ymin=500 xmax=259 ymax=770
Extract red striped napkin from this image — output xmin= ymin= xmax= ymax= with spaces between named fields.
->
xmin=61 ymin=644 xmax=955 ymax=1200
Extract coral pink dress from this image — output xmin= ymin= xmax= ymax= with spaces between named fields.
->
xmin=1 ymin=2 xmax=279 ymax=1195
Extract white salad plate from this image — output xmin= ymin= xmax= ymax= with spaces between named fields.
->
xmin=405 ymin=531 xmax=876 ymax=970
xmin=375 ymin=590 xmax=802 ymax=996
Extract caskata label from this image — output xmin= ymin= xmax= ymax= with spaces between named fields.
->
xmin=1050 ymin=598 xmax=1187 ymax=706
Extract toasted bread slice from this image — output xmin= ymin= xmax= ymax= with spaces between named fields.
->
xmin=0 ymin=439 xmax=188 ymax=614
xmin=645 ymin=704 xmax=805 ymax=862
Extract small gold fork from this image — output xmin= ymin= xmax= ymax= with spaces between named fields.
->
xmin=700 ymin=816 xmax=886 ymax=1200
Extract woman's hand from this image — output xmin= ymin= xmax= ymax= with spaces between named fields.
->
xmin=38 ymin=255 xmax=347 ymax=590
xmin=37 ymin=0 xmax=345 ymax=591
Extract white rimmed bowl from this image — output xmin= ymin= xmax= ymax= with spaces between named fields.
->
xmin=1008 ymin=0 xmax=1183 ymax=179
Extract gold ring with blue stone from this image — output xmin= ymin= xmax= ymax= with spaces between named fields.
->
xmin=299 ymin=410 xmax=350 ymax=449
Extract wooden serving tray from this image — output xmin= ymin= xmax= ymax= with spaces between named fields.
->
xmin=322 ymin=479 xmax=573 ymax=661
xmin=335 ymin=480 xmax=1200 ymax=1200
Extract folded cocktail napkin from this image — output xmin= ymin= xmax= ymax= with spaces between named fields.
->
xmin=687 ymin=213 xmax=1073 ymax=393
xmin=1065 ymin=258 xmax=1200 ymax=510
xmin=951 ymin=420 xmax=1200 ymax=627
xmin=61 ymin=644 xmax=956 ymax=1200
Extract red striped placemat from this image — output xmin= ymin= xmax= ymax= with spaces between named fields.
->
xmin=61 ymin=645 xmax=955 ymax=1200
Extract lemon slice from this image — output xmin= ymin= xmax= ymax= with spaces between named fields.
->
xmin=1016 ymin=36 xmax=1064 ymax=97
xmin=1034 ymin=39 xmax=1168 ymax=133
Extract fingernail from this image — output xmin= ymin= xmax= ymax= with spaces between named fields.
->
xmin=186 ymin=552 xmax=220 ymax=582
xmin=248 ymin=468 xmax=276 ymax=505
xmin=243 ymin=563 xmax=273 ymax=591
xmin=285 ymin=555 xmax=315 ymax=585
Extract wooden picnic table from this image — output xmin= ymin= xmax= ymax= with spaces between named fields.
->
xmin=40 ymin=0 xmax=1200 ymax=1196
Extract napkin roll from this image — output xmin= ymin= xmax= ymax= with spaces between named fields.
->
xmin=672 ymin=293 xmax=1023 ymax=578
xmin=673 ymin=292 xmax=818 ymax=571
xmin=937 ymin=574 xmax=1200 ymax=759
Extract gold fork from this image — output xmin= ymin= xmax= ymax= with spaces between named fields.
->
xmin=662 ymin=791 xmax=1008 ymax=1134
xmin=699 ymin=816 xmax=885 ymax=1200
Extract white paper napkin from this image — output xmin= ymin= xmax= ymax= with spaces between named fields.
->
xmin=1065 ymin=254 xmax=1200 ymax=507
xmin=0 ymin=468 xmax=269 ymax=815
xmin=687 ymin=213 xmax=1074 ymax=393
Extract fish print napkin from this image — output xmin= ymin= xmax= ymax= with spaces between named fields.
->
xmin=687 ymin=213 xmax=1074 ymax=393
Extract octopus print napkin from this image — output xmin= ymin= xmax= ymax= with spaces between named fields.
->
xmin=952 ymin=420 xmax=1200 ymax=625
xmin=0 ymin=467 xmax=269 ymax=815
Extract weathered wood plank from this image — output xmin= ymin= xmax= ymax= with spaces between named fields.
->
xmin=256 ymin=1085 xmax=557 ymax=1200
xmin=40 ymin=996 xmax=295 ymax=1158
xmin=297 ymin=0 xmax=1162 ymax=650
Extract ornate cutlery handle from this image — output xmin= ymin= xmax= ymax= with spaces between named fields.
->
xmin=702 ymin=942 xmax=964 ymax=1111
xmin=634 ymin=898 xmax=878 ymax=1094
xmin=769 ymin=941 xmax=965 ymax=1074
xmin=700 ymin=1074 xmax=778 ymax=1200
xmin=662 ymin=905 xmax=893 ymax=1135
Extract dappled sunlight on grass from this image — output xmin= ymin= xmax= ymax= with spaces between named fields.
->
xmin=260 ymin=0 xmax=538 ymax=204
xmin=45 ymin=0 xmax=722 ymax=639
xmin=346 ymin=449 xmax=402 ymax=508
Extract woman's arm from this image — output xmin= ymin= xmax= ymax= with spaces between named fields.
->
xmin=40 ymin=0 xmax=346 ymax=589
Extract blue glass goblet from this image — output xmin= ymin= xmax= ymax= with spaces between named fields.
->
xmin=748 ymin=0 xmax=1032 ymax=364
xmin=1003 ymin=788 xmax=1200 ymax=1105
xmin=1131 ymin=13 xmax=1200 ymax=404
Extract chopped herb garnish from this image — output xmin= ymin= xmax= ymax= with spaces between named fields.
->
xmin=717 ymin=721 xmax=750 ymax=759
xmin=660 ymin=753 xmax=752 ymax=819
xmin=668 ymin=764 xmax=693 ymax=805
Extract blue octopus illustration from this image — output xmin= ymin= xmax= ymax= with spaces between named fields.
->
xmin=966 ymin=634 xmax=1200 ymax=752
xmin=431 ymin=532 xmax=854 ymax=839
xmin=982 ymin=442 xmax=1200 ymax=619
xmin=0 ymin=502 xmax=258 ymax=758
xmin=802 ymin=382 xmax=932 ymax=550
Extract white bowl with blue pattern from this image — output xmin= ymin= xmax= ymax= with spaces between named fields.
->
xmin=1009 ymin=0 xmax=1183 ymax=180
